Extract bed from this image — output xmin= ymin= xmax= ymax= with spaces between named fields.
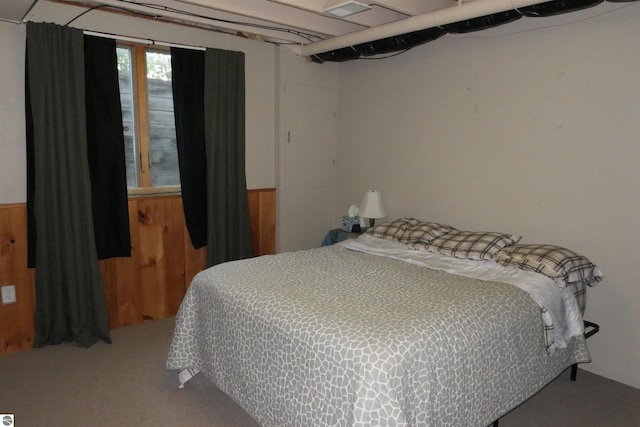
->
xmin=167 ymin=218 xmax=602 ymax=427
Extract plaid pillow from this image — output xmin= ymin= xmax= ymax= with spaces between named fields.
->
xmin=411 ymin=231 xmax=521 ymax=261
xmin=405 ymin=221 xmax=458 ymax=243
xmin=368 ymin=218 xmax=457 ymax=244
xmin=367 ymin=218 xmax=416 ymax=243
xmin=494 ymin=244 xmax=604 ymax=288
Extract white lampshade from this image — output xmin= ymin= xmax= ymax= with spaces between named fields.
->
xmin=359 ymin=190 xmax=387 ymax=227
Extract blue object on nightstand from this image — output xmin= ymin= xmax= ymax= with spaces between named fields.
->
xmin=322 ymin=228 xmax=362 ymax=246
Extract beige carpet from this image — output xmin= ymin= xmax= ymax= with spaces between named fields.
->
xmin=1 ymin=317 xmax=638 ymax=427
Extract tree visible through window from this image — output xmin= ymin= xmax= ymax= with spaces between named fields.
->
xmin=116 ymin=45 xmax=180 ymax=189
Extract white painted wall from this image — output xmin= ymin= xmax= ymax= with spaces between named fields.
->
xmin=336 ymin=3 xmax=640 ymax=388
xmin=0 ymin=22 xmax=26 ymax=204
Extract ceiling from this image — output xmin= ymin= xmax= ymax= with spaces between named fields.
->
xmin=0 ymin=0 xmax=617 ymax=59
xmin=0 ymin=0 xmax=38 ymax=23
xmin=1 ymin=0 xmax=457 ymax=42
xmin=0 ymin=0 xmax=530 ymax=53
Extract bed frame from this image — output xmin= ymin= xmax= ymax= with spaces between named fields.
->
xmin=492 ymin=320 xmax=600 ymax=427
xmin=570 ymin=321 xmax=600 ymax=381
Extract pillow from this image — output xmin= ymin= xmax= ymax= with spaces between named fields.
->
xmin=405 ymin=221 xmax=458 ymax=243
xmin=368 ymin=218 xmax=457 ymax=244
xmin=494 ymin=244 xmax=604 ymax=287
xmin=367 ymin=217 xmax=416 ymax=243
xmin=410 ymin=231 xmax=522 ymax=261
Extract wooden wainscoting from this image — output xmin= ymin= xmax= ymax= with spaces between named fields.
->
xmin=0 ymin=204 xmax=34 ymax=354
xmin=0 ymin=188 xmax=275 ymax=355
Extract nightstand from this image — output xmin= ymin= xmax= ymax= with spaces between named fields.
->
xmin=321 ymin=228 xmax=362 ymax=246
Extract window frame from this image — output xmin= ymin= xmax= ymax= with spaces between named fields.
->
xmin=118 ymin=42 xmax=181 ymax=196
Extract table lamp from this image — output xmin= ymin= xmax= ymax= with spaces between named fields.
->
xmin=359 ymin=190 xmax=387 ymax=228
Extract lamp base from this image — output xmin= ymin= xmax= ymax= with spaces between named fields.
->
xmin=368 ymin=218 xmax=375 ymax=228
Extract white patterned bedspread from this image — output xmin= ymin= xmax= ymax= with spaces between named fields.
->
xmin=339 ymin=234 xmax=584 ymax=350
xmin=167 ymin=243 xmax=591 ymax=427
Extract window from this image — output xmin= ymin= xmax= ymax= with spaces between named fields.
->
xmin=116 ymin=44 xmax=180 ymax=191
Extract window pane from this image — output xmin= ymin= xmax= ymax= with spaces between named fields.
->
xmin=116 ymin=46 xmax=139 ymax=188
xmin=146 ymin=51 xmax=180 ymax=187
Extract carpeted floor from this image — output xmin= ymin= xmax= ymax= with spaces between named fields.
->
xmin=1 ymin=317 xmax=638 ymax=427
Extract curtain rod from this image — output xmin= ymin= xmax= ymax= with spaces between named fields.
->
xmin=83 ymin=30 xmax=206 ymax=51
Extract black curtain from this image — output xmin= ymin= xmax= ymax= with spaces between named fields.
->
xmin=170 ymin=47 xmax=208 ymax=249
xmin=27 ymin=34 xmax=131 ymax=266
xmin=25 ymin=22 xmax=130 ymax=347
xmin=84 ymin=35 xmax=131 ymax=259
xmin=171 ymin=47 xmax=251 ymax=265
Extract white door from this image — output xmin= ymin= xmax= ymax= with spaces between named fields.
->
xmin=279 ymin=83 xmax=337 ymax=252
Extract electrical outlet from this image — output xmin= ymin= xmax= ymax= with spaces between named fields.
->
xmin=1 ymin=285 xmax=16 ymax=304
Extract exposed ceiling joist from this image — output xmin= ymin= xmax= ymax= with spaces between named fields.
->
xmin=4 ymin=0 xmax=631 ymax=62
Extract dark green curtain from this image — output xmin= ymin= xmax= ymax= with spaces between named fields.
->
xmin=204 ymin=48 xmax=252 ymax=266
xmin=27 ymin=35 xmax=131 ymax=266
xmin=26 ymin=22 xmax=111 ymax=347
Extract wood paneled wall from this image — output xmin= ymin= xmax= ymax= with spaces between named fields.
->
xmin=0 ymin=188 xmax=275 ymax=355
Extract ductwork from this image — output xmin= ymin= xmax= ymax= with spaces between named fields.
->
xmin=441 ymin=9 xmax=522 ymax=33
xmin=303 ymin=0 xmax=636 ymax=62
xmin=314 ymin=27 xmax=448 ymax=63
xmin=356 ymin=27 xmax=448 ymax=56
xmin=518 ymin=0 xmax=604 ymax=16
